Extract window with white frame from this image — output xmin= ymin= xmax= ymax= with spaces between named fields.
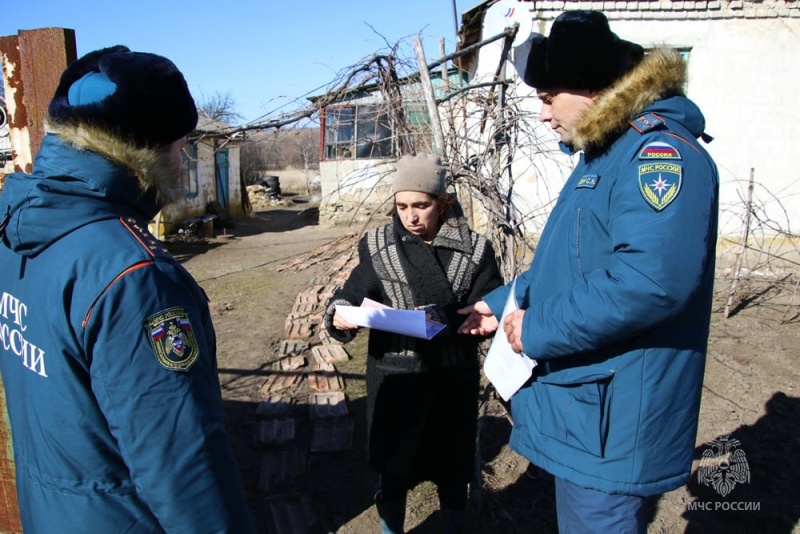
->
xmin=323 ymin=104 xmax=394 ymax=160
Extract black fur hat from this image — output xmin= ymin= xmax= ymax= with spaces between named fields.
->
xmin=523 ymin=11 xmax=644 ymax=90
xmin=48 ymin=45 xmax=198 ymax=148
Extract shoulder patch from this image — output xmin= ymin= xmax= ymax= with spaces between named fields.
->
xmin=630 ymin=113 xmax=665 ymax=134
xmin=120 ymin=217 xmax=171 ymax=258
xmin=576 ymin=174 xmax=600 ymax=189
xmin=638 ymin=162 xmax=682 ymax=211
xmin=638 ymin=141 xmax=682 ymax=160
xmin=146 ymin=307 xmax=200 ymax=371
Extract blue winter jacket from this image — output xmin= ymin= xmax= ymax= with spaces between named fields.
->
xmin=0 ymin=131 xmax=255 ymax=532
xmin=483 ymin=49 xmax=719 ymax=496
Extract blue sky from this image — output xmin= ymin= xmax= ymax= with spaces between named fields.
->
xmin=3 ymin=0 xmax=480 ymax=125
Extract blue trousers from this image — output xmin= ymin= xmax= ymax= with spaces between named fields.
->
xmin=555 ymin=477 xmax=654 ymax=534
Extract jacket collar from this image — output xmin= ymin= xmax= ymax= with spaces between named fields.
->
xmin=572 ymin=48 xmax=688 ymax=152
xmin=431 ymin=205 xmax=474 ymax=254
xmin=0 ymin=132 xmax=165 ymax=256
xmin=46 ymin=121 xmax=182 ymax=204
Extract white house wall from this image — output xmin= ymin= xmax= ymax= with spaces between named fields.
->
xmin=457 ymin=1 xmax=580 ymax=239
xmin=153 ymin=140 xmax=242 ymax=236
xmin=319 ymin=158 xmax=394 ymax=223
xmin=317 ymin=74 xmax=465 ymax=222
xmin=227 ymin=146 xmax=243 ymax=217
xmin=611 ymin=16 xmax=800 ymax=238
xmin=474 ymin=0 xmax=800 ymax=243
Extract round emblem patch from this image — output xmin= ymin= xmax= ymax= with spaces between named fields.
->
xmin=146 ymin=307 xmax=200 ymax=371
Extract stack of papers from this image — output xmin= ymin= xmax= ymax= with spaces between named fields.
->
xmin=483 ymin=279 xmax=537 ymax=401
xmin=335 ymin=298 xmax=446 ymax=340
xmin=336 ymin=287 xmax=537 ymax=401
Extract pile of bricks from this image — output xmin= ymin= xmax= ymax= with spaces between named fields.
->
xmin=255 ymin=232 xmax=361 ymax=533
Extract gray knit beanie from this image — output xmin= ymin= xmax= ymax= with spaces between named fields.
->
xmin=391 ymin=154 xmax=447 ymax=197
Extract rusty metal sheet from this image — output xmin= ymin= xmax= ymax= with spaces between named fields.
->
xmin=0 ymin=35 xmax=27 ymax=174
xmin=17 ymin=29 xmax=75 ymax=161
xmin=0 ymin=28 xmax=77 ymax=174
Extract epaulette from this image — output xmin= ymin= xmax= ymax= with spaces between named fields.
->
xmin=119 ymin=216 xmax=171 ymax=259
xmin=629 ymin=113 xmax=666 ymax=135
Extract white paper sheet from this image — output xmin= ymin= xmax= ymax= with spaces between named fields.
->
xmin=483 ymin=279 xmax=537 ymax=401
xmin=335 ymin=298 xmax=446 ymax=340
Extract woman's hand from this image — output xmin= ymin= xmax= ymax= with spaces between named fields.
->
xmin=333 ymin=311 xmax=360 ymax=331
xmin=457 ymin=300 xmax=498 ymax=336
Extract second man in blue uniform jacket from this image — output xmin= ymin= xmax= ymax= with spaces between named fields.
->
xmin=460 ymin=10 xmax=719 ymax=532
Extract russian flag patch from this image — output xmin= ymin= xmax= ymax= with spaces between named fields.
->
xmin=638 ymin=141 xmax=681 ymax=160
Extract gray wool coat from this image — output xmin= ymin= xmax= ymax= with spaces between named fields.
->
xmin=324 ymin=203 xmax=502 ymax=485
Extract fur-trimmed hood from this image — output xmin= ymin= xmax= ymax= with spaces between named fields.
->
xmin=0 ymin=125 xmax=178 ymax=257
xmin=572 ymin=48 xmax=703 ymax=152
xmin=47 ymin=121 xmax=183 ymax=201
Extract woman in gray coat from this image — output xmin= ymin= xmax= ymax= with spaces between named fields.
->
xmin=324 ymin=154 xmax=502 ymax=533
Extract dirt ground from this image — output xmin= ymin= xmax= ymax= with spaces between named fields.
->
xmin=166 ymin=194 xmax=800 ymax=534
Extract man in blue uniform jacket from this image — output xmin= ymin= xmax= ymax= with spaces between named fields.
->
xmin=0 ymin=46 xmax=255 ymax=533
xmin=459 ymin=11 xmax=719 ymax=533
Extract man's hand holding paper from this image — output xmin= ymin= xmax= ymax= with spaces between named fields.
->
xmin=458 ymin=279 xmax=536 ymax=401
xmin=503 ymin=308 xmax=527 ymax=354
